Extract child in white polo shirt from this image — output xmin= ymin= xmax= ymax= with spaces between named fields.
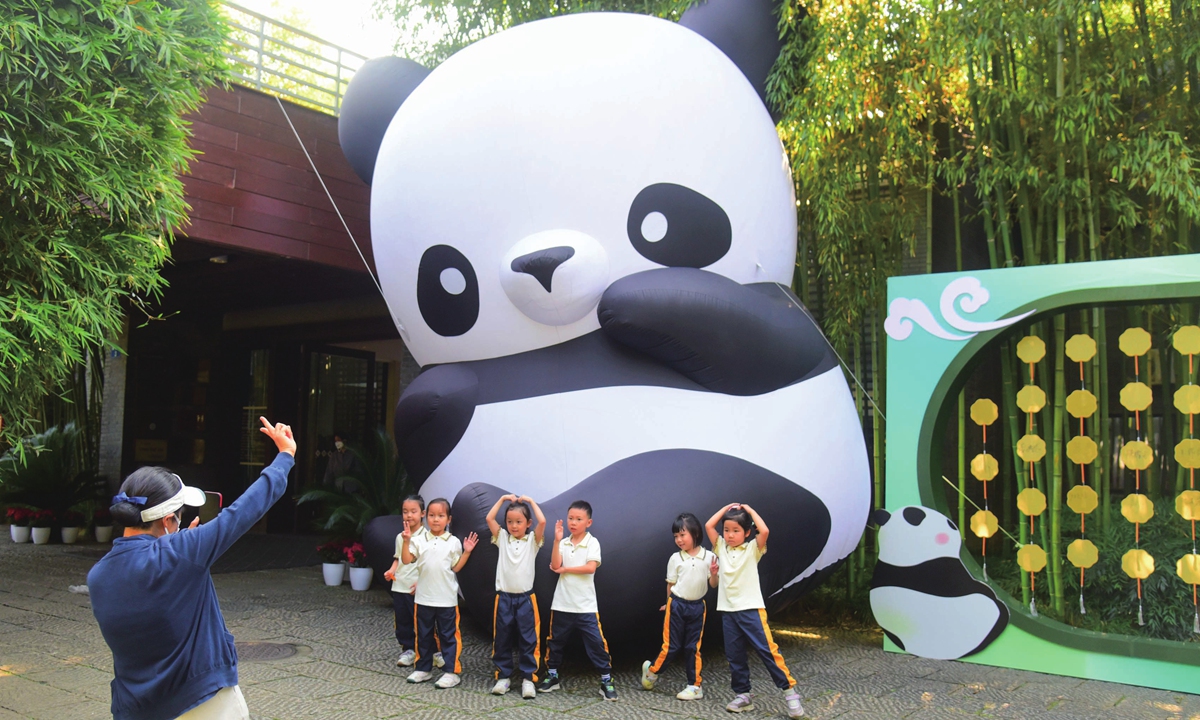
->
xmin=401 ymin=497 xmax=478 ymax=689
xmin=641 ymin=512 xmax=718 ymax=701
xmin=537 ymin=500 xmax=616 ymax=701
xmin=384 ymin=495 xmax=429 ymax=668
xmin=485 ymin=494 xmax=546 ymax=699
xmin=705 ymin=503 xmax=802 ymax=718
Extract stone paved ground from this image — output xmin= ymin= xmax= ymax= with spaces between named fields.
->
xmin=2 ymin=534 xmax=1199 ymax=720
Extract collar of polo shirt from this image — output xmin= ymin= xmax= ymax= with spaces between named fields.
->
xmin=563 ymin=532 xmax=590 ymax=547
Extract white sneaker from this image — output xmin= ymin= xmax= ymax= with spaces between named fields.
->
xmin=726 ymin=693 xmax=755 ymax=713
xmin=676 ymin=685 xmax=703 ymax=700
xmin=435 ymin=672 xmax=461 ymax=689
xmin=491 ymin=679 xmax=510 ymax=695
xmin=433 ymin=652 xmax=445 ymax=668
xmin=396 ymin=649 xmax=415 ymax=667
xmin=522 ymin=679 xmax=536 ymax=699
xmin=407 ymin=670 xmax=433 ymax=683
xmin=783 ymin=689 xmax=805 ymax=718
xmin=640 ymin=660 xmax=657 ymax=690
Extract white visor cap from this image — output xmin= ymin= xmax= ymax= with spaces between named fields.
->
xmin=140 ymin=480 xmax=207 ymax=523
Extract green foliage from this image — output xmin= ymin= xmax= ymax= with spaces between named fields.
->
xmin=0 ymin=424 xmax=107 ymax=518
xmin=0 ymin=0 xmax=228 ymax=448
xmin=297 ymin=428 xmax=411 ymax=538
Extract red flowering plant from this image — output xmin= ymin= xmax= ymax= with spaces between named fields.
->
xmin=5 ymin=507 xmax=31 ymax=527
xmin=61 ymin=510 xmax=85 ymax=528
xmin=317 ymin=539 xmax=352 ymax=564
xmin=30 ymin=510 xmax=54 ymax=528
xmin=343 ymin=542 xmax=369 ymax=568
xmin=94 ymin=507 xmax=112 ymax=526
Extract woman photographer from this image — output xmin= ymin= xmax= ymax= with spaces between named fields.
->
xmin=88 ymin=417 xmax=296 ymax=720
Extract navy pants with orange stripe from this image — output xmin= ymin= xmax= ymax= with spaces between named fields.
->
xmin=493 ymin=591 xmax=539 ymax=681
xmin=723 ymin=609 xmax=795 ymax=693
xmin=649 ymin=596 xmax=706 ymax=685
xmin=391 ymin=591 xmax=416 ymax=650
xmin=545 ymin=611 xmax=611 ymax=674
xmin=415 ymin=604 xmax=461 ymax=673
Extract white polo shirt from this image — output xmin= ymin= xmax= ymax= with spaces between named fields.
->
xmin=667 ymin=548 xmax=716 ymax=602
xmin=492 ymin=529 xmax=543 ymax=594
xmin=714 ymin=537 xmax=766 ymax=612
xmin=392 ymin=526 xmax=431 ymax=593
xmin=407 ymin=530 xmax=463 ymax=607
xmin=551 ymin=532 xmax=602 ymax=613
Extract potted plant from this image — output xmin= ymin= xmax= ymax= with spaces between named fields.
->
xmin=93 ymin=507 xmax=113 ymax=543
xmin=6 ymin=507 xmax=31 ymax=544
xmin=345 ymin=542 xmax=373 ymax=591
xmin=318 ymin=540 xmax=350 ymax=586
xmin=60 ymin=510 xmax=85 ymax=544
xmin=30 ymin=510 xmax=54 ymax=544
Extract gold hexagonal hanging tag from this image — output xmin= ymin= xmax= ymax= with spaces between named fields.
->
xmin=1017 ymin=544 xmax=1048 ymax=573
xmin=1121 ymin=493 xmax=1155 ymax=524
xmin=1174 ymin=326 xmax=1200 ymax=356
xmin=1175 ymin=490 xmax=1200 ymax=521
xmin=1017 ymin=434 xmax=1047 ymax=463
xmin=1066 ymin=436 xmax=1098 ymax=465
xmin=1016 ymin=385 xmax=1048 ymax=413
xmin=1066 ymin=389 xmax=1098 ymax=419
xmin=1121 ymin=440 xmax=1154 ymax=470
xmin=1119 ymin=327 xmax=1152 ymax=357
xmin=1065 ymin=334 xmax=1097 ymax=363
xmin=970 ymin=510 xmax=999 ymax=539
xmin=970 ymin=453 xmax=999 ymax=481
xmin=1174 ymin=385 xmax=1200 ymax=416
xmin=1017 ymin=487 xmax=1047 ymax=516
xmin=1175 ymin=439 xmax=1200 ymax=469
xmin=1067 ymin=539 xmax=1099 ymax=569
xmin=1016 ymin=336 xmax=1047 ymax=364
xmin=1119 ymin=382 xmax=1153 ymax=412
xmin=1177 ymin=554 xmax=1200 ymax=585
xmin=970 ymin=399 xmax=999 ymax=426
xmin=1067 ymin=485 xmax=1099 ymax=515
xmin=1122 ymin=548 xmax=1155 ymax=579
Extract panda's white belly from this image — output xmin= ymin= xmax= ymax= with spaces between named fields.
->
xmin=423 ymin=365 xmax=869 ymax=580
xmin=869 ymin=586 xmax=1001 ymax=660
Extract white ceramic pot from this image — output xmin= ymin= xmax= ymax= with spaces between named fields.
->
xmin=31 ymin=527 xmax=52 ymax=545
xmin=95 ymin=526 xmax=113 ymax=543
xmin=322 ymin=562 xmax=345 ymax=586
xmin=61 ymin=527 xmax=80 ymax=544
xmin=10 ymin=525 xmax=30 ymax=543
xmin=349 ymin=566 xmax=373 ymax=591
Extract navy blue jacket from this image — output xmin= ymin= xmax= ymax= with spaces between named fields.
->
xmin=88 ymin=453 xmax=293 ymax=720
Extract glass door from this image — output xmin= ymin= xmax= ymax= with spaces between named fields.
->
xmin=302 ymin=347 xmax=375 ymax=491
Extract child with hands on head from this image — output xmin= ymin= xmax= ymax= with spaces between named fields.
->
xmin=705 ymin=503 xmax=803 ymax=718
xmin=400 ymin=498 xmax=478 ymax=689
xmin=641 ymin=513 xmax=718 ymax=701
xmin=384 ymin=495 xmax=428 ymax=668
xmin=485 ymin=494 xmax=547 ymax=698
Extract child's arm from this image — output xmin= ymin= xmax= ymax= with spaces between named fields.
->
xmin=708 ymin=554 xmax=719 ymax=587
xmin=741 ymin=503 xmax=769 ymax=550
xmin=485 ymin=495 xmax=516 ymax=540
xmin=554 ymin=561 xmax=598 ymax=575
xmin=705 ymin=503 xmax=736 ymax=546
xmin=400 ymin=526 xmax=415 ymax=564
xmin=523 ymin=495 xmax=547 ymax=544
xmin=549 ymin=519 xmax=563 ymax=571
xmin=451 ymin=532 xmax=478 ymax=572
xmin=659 ymin=582 xmax=675 ymax=611
xmin=383 ymin=558 xmax=400 ymax=582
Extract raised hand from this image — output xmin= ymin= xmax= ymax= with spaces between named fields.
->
xmin=710 ymin=557 xmax=719 ymax=576
xmin=188 ymin=517 xmax=200 ymax=530
xmin=502 ymin=494 xmax=518 ymax=503
xmin=554 ymin=519 xmax=564 ymax=542
xmin=258 ymin=417 xmax=296 ymax=456
xmin=401 ymin=525 xmax=412 ymax=541
xmin=463 ymin=531 xmax=479 ymax=552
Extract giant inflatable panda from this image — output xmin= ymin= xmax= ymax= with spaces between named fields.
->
xmin=341 ymin=0 xmax=871 ymax=644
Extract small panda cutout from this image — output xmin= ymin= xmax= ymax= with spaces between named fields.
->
xmin=870 ymin=506 xmax=1008 ymax=660
xmin=341 ymin=0 xmax=871 ymax=639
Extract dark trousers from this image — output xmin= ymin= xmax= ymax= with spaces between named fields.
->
xmin=544 ymin=610 xmax=612 ymax=674
xmin=723 ymin=609 xmax=795 ymax=693
xmin=649 ymin=596 xmax=706 ymax=685
xmin=391 ymin=591 xmax=416 ymax=650
xmin=493 ymin=591 xmax=540 ymax=681
xmin=415 ymin=604 xmax=460 ymax=673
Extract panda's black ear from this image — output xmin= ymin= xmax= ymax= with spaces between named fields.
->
xmin=679 ymin=0 xmax=794 ymax=107
xmin=872 ymin=509 xmax=891 ymax=527
xmin=338 ymin=56 xmax=431 ymax=185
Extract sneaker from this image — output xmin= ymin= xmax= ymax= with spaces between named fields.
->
xmin=522 ymin=679 xmax=537 ymax=699
xmin=783 ymin=690 xmax=804 ymax=718
xmin=536 ymin=675 xmax=561 ymax=693
xmin=676 ymin=685 xmax=703 ymax=700
xmin=435 ymin=672 xmax=461 ymax=689
xmin=600 ymin=678 xmax=618 ymax=701
xmin=433 ymin=652 xmax=445 ymax=668
xmin=491 ymin=678 xmax=510 ymax=695
xmin=407 ymin=670 xmax=433 ymax=683
xmin=396 ymin=649 xmax=415 ymax=667
xmin=640 ymin=660 xmax=657 ymax=690
xmin=726 ymin=693 xmax=755 ymax=713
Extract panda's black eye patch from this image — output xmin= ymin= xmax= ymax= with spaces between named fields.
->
xmin=902 ymin=507 xmax=926 ymax=526
xmin=417 ymin=245 xmax=479 ymax=337
xmin=627 ymin=183 xmax=731 ymax=268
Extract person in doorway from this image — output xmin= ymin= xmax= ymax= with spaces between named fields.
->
xmin=323 ymin=432 xmax=362 ymax=492
xmin=88 ymin=417 xmax=296 ymax=720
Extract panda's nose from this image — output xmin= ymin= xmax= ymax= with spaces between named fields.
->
xmin=510 ymin=246 xmax=575 ymax=292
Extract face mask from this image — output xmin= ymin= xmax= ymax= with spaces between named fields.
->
xmin=334 ymin=441 xmax=344 ymax=450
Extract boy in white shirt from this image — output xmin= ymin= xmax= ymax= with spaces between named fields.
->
xmin=537 ymin=500 xmax=616 ymax=701
xmin=400 ymin=498 xmax=478 ymax=689
xmin=484 ymin=494 xmax=546 ymax=699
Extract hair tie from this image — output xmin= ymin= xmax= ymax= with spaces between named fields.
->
xmin=113 ymin=492 xmax=148 ymax=506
